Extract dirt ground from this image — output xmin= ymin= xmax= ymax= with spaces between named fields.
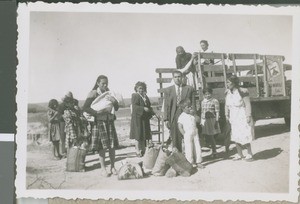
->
xmin=26 ymin=118 xmax=290 ymax=193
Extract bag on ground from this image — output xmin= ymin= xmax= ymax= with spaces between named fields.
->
xmin=166 ymin=151 xmax=193 ymax=177
xmin=118 ymin=162 xmax=144 ymax=180
xmin=66 ymin=146 xmax=86 ymax=172
xmin=143 ymin=145 xmax=160 ymax=170
xmin=152 ymin=147 xmax=171 ymax=176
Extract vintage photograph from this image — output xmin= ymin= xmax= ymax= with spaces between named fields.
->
xmin=16 ymin=3 xmax=300 ymax=202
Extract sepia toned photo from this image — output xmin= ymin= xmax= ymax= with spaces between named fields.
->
xmin=16 ymin=3 xmax=300 ymax=202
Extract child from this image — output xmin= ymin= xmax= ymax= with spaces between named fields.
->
xmin=47 ymin=99 xmax=62 ymax=160
xmin=177 ymin=99 xmax=204 ymax=168
xmin=62 ymin=94 xmax=80 ymax=149
xmin=129 ymin=82 xmax=155 ymax=157
xmin=201 ymin=87 xmax=221 ymax=158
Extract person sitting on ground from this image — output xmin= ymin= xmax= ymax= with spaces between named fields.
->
xmin=177 ymin=99 xmax=204 ymax=168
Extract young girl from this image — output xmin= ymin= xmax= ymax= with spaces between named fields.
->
xmin=47 ymin=99 xmax=62 ymax=160
xmin=62 ymin=93 xmax=80 ymax=150
xmin=130 ymin=81 xmax=155 ymax=157
xmin=178 ymin=99 xmax=204 ymax=168
xmin=201 ymin=87 xmax=221 ymax=158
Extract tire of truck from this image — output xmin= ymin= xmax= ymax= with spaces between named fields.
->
xmin=284 ymin=117 xmax=290 ymax=128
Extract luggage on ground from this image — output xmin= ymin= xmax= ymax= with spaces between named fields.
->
xmin=143 ymin=145 xmax=160 ymax=170
xmin=166 ymin=151 xmax=193 ymax=177
xmin=118 ymin=162 xmax=144 ymax=180
xmin=66 ymin=146 xmax=86 ymax=172
xmin=152 ymin=147 xmax=171 ymax=176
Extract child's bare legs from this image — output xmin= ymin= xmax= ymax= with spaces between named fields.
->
xmin=52 ymin=141 xmax=61 ymax=159
xmin=207 ymin=134 xmax=217 ymax=157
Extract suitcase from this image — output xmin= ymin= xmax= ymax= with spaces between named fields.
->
xmin=66 ymin=147 xmax=86 ymax=172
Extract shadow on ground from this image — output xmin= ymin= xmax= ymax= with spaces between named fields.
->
xmin=253 ymin=148 xmax=283 ymax=160
xmin=255 ymin=123 xmax=289 ymax=139
xmin=85 ymin=156 xmax=127 ymax=172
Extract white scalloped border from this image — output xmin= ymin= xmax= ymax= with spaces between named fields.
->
xmin=15 ymin=2 xmax=300 ymax=202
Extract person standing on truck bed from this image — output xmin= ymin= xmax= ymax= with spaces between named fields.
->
xmin=175 ymin=46 xmax=197 ymax=88
xmin=199 ymin=40 xmax=214 ymax=66
xmin=163 ymin=70 xmax=196 ymax=152
xmin=225 ymin=75 xmax=255 ymax=162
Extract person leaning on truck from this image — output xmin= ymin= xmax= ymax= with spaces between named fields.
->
xmin=163 ymin=70 xmax=196 ymax=152
xmin=225 ymin=75 xmax=255 ymax=162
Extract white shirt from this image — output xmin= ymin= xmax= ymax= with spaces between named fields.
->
xmin=174 ymin=84 xmax=182 ymax=96
xmin=178 ymin=112 xmax=197 ymax=135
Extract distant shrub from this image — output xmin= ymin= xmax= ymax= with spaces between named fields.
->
xmin=28 ymin=107 xmax=37 ymax=113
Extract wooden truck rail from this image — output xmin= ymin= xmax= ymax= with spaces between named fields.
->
xmin=156 ymin=52 xmax=291 ymax=126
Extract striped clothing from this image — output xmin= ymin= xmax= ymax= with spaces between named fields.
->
xmin=91 ymin=121 xmax=119 ymax=150
xmin=201 ymin=98 xmax=220 ymax=119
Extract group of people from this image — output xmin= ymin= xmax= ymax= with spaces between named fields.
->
xmin=163 ymin=71 xmax=255 ymax=168
xmin=48 ymin=75 xmax=120 ymax=177
xmin=47 ymin=40 xmax=255 ymax=177
xmin=47 ymin=91 xmax=84 ymax=160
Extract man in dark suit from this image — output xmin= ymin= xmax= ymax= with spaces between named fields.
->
xmin=163 ymin=70 xmax=196 ymax=152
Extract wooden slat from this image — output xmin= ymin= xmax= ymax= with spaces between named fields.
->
xmin=202 ymin=65 xmax=224 ymax=72
xmin=228 ymin=53 xmax=260 ymax=60
xmin=228 ymin=65 xmax=255 ymax=71
xmin=156 ymin=78 xmax=172 ymax=83
xmin=239 ymin=76 xmax=256 ymax=83
xmin=206 ymin=76 xmax=225 ymax=83
xmin=199 ymin=52 xmax=227 ymax=59
xmin=156 ymin=68 xmax=177 ymax=73
xmin=157 ymin=88 xmax=168 ymax=93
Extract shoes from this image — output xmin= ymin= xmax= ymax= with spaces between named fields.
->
xmin=244 ymin=154 xmax=254 ymax=162
xmin=100 ymin=169 xmax=109 ymax=177
xmin=197 ymin=163 xmax=205 ymax=169
xmin=232 ymin=155 xmax=244 ymax=161
xmin=110 ymin=167 xmax=118 ymax=175
xmin=211 ymin=152 xmax=218 ymax=159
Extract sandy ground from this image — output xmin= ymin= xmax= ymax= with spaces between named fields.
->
xmin=26 ymin=118 xmax=290 ymax=193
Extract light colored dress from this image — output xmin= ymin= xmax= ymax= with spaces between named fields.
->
xmin=226 ymin=88 xmax=254 ymax=145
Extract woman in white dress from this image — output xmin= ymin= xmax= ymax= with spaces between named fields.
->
xmin=225 ymin=75 xmax=255 ymax=161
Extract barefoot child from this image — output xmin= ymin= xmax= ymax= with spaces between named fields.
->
xmin=201 ymin=87 xmax=221 ymax=158
xmin=47 ymin=99 xmax=62 ymax=160
xmin=178 ymin=99 xmax=204 ymax=168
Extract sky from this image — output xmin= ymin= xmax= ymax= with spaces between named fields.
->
xmin=28 ymin=12 xmax=292 ymax=103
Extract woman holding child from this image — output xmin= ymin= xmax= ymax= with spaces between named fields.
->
xmin=83 ymin=75 xmax=119 ymax=177
xmin=130 ymin=81 xmax=155 ymax=157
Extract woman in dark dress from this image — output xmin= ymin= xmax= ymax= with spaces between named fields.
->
xmin=130 ymin=82 xmax=155 ymax=157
